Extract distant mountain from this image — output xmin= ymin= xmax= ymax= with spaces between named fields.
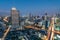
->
xmin=0 ymin=12 xmax=10 ymax=16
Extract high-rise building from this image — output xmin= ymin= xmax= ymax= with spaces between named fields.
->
xmin=11 ymin=7 xmax=19 ymax=30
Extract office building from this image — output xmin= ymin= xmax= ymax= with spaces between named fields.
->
xmin=11 ymin=7 xmax=19 ymax=30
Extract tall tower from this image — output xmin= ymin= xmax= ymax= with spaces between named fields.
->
xmin=11 ymin=7 xmax=19 ymax=30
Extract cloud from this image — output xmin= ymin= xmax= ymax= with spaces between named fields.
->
xmin=0 ymin=10 xmax=10 ymax=16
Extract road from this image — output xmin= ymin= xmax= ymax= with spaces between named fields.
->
xmin=25 ymin=25 xmax=42 ymax=30
xmin=50 ymin=17 xmax=54 ymax=40
xmin=1 ymin=27 xmax=11 ymax=40
xmin=47 ymin=17 xmax=54 ymax=40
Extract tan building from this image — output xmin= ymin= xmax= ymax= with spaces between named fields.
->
xmin=11 ymin=7 xmax=19 ymax=30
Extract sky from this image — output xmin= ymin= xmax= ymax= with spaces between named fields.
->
xmin=0 ymin=0 xmax=60 ymax=16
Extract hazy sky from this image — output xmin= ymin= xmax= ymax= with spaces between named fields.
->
xmin=0 ymin=0 xmax=60 ymax=16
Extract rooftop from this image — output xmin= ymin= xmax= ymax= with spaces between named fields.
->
xmin=12 ymin=7 xmax=16 ymax=10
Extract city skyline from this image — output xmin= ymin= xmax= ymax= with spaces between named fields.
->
xmin=0 ymin=0 xmax=60 ymax=40
xmin=0 ymin=0 xmax=60 ymax=16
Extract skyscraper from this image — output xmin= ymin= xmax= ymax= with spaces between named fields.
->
xmin=11 ymin=7 xmax=19 ymax=30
